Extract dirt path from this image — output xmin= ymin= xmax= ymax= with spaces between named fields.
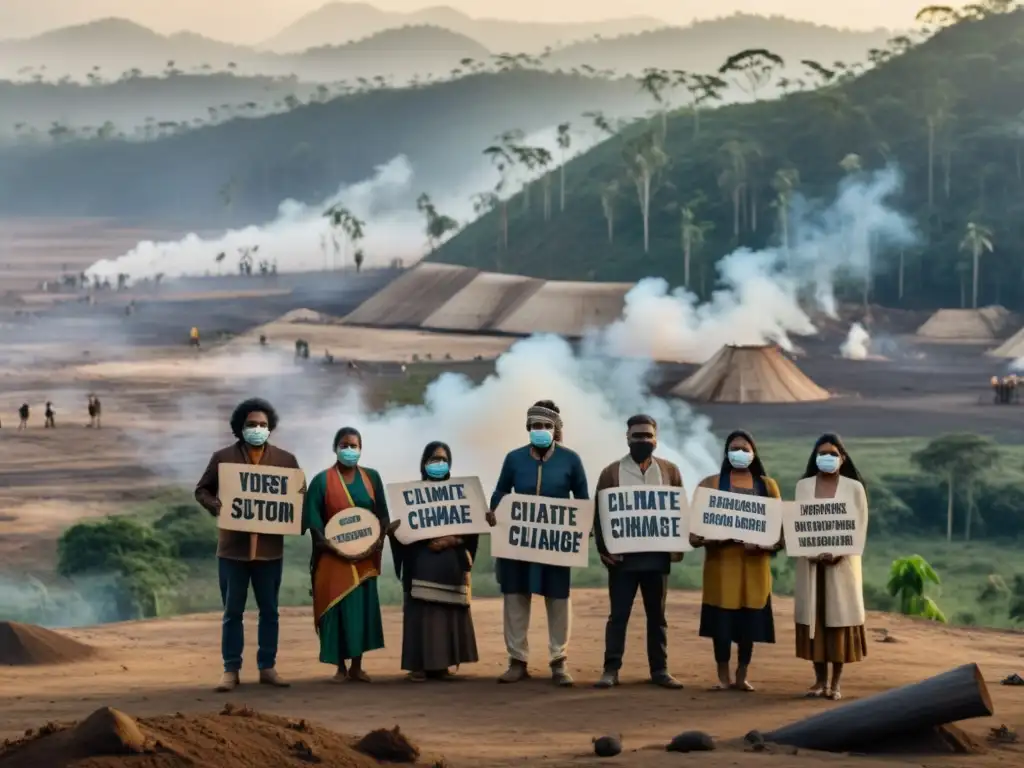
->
xmin=2 ymin=591 xmax=1021 ymax=767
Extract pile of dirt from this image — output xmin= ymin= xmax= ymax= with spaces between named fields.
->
xmin=0 ymin=622 xmax=96 ymax=666
xmin=0 ymin=705 xmax=438 ymax=768
xmin=855 ymin=724 xmax=987 ymax=755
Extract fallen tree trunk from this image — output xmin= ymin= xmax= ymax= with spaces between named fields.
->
xmin=764 ymin=663 xmax=993 ymax=753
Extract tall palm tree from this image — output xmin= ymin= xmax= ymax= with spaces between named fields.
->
xmin=556 ymin=122 xmax=572 ymax=212
xmin=623 ymin=131 xmax=668 ymax=253
xmin=678 ymin=72 xmax=726 ymax=138
xmin=921 ymin=80 xmax=959 ymax=210
xmin=639 ymin=67 xmax=672 ymax=138
xmin=771 ymin=167 xmax=799 ymax=260
xmin=600 ymin=181 xmax=619 ymax=244
xmin=959 ymin=221 xmax=994 ymax=308
xmin=718 ymin=48 xmax=784 ymax=101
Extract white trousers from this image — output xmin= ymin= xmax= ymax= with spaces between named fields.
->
xmin=502 ymin=593 xmax=571 ymax=663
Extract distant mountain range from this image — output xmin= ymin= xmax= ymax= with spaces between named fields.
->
xmin=547 ymin=15 xmax=895 ymax=75
xmin=260 ymin=3 xmax=665 ymax=53
xmin=0 ymin=19 xmax=489 ymax=82
xmin=0 ymin=12 xmax=900 ymax=87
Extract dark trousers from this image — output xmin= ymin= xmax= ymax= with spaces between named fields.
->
xmin=713 ymin=638 xmax=753 ymax=666
xmin=603 ymin=569 xmax=668 ymax=674
xmin=218 ymin=557 xmax=283 ymax=673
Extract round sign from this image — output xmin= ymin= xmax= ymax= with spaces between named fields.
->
xmin=324 ymin=507 xmax=382 ymax=560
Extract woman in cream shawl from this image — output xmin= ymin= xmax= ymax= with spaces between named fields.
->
xmin=794 ymin=433 xmax=869 ymax=701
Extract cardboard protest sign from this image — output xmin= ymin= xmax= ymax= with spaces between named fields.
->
xmin=217 ymin=463 xmax=305 ymax=535
xmin=386 ymin=477 xmax=490 ymax=545
xmin=689 ymin=487 xmax=783 ymax=548
xmin=783 ymin=493 xmax=865 ymax=557
xmin=324 ymin=507 xmax=382 ymax=559
xmin=491 ymin=493 xmax=594 ymax=568
xmin=597 ymin=485 xmax=691 ymax=554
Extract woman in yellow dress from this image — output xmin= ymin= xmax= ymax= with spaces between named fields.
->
xmin=689 ymin=430 xmax=782 ymax=691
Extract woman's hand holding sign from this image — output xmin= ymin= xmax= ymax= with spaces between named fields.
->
xmin=486 ymin=510 xmax=497 ymax=527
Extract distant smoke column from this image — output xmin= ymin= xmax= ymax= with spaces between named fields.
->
xmin=839 ymin=323 xmax=870 ymax=360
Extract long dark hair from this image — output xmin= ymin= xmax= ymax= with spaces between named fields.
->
xmin=721 ymin=429 xmax=768 ymax=479
xmin=801 ymin=432 xmax=866 ymax=487
xmin=420 ymin=440 xmax=452 ymax=481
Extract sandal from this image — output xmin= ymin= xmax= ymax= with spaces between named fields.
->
xmin=406 ymin=672 xmax=427 ymax=683
xmin=827 ymin=687 xmax=842 ymax=701
xmin=348 ymin=669 xmax=372 ymax=683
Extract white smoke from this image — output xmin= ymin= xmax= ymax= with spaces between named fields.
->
xmin=600 ymin=167 xmax=917 ymax=363
xmin=85 ymin=124 xmax=611 ymax=284
xmin=130 ymin=338 xmax=721 ymax=502
xmin=840 ymin=323 xmax=871 ymax=360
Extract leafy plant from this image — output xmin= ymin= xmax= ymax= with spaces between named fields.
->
xmin=887 ymin=554 xmax=947 ymax=622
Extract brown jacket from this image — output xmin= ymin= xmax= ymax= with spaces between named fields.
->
xmin=594 ymin=456 xmax=684 ymax=573
xmin=195 ymin=441 xmax=301 ymax=561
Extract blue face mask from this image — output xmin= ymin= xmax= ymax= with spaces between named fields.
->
xmin=727 ymin=449 xmax=753 ymax=469
xmin=529 ymin=429 xmax=554 ymax=449
xmin=242 ymin=426 xmax=269 ymax=446
xmin=336 ymin=447 xmax=360 ymax=467
xmin=816 ymin=454 xmax=840 ymax=474
xmin=425 ymin=461 xmax=449 ymax=479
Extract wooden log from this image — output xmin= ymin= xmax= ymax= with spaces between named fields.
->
xmin=763 ymin=663 xmax=993 ymax=753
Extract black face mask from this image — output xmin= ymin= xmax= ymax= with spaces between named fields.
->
xmin=629 ymin=441 xmax=655 ymax=463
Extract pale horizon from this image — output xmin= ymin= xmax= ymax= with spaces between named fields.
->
xmin=0 ymin=1 xmax=966 ymax=43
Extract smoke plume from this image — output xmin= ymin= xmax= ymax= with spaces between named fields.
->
xmin=600 ymin=167 xmax=917 ymax=363
xmin=840 ymin=323 xmax=871 ymax=360
xmin=84 ymin=124 xmax=611 ymax=284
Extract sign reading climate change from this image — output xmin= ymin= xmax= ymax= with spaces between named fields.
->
xmin=491 ymin=493 xmax=595 ymax=568
xmin=689 ymin=487 xmax=783 ymax=548
xmin=217 ymin=463 xmax=306 ymax=536
xmin=783 ymin=492 xmax=865 ymax=557
xmin=597 ymin=485 xmax=691 ymax=554
xmin=385 ymin=477 xmax=490 ymax=545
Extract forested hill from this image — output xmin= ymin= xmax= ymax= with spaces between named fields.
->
xmin=431 ymin=9 xmax=1024 ymax=312
xmin=0 ymin=71 xmax=644 ymax=222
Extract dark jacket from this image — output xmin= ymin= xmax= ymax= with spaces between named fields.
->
xmin=594 ymin=456 xmax=684 ymax=574
xmin=195 ymin=441 xmax=301 ymax=561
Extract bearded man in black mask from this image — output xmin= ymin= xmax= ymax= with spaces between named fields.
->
xmin=592 ymin=414 xmax=685 ymax=689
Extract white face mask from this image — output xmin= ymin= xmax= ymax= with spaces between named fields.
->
xmin=242 ymin=426 xmax=269 ymax=446
xmin=727 ymin=449 xmax=753 ymax=469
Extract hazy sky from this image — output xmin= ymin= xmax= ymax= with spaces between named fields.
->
xmin=1 ymin=1 xmax=956 ymax=42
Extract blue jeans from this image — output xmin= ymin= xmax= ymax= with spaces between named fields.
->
xmin=218 ymin=557 xmax=283 ymax=672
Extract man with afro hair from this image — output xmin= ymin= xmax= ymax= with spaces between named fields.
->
xmin=195 ymin=397 xmax=301 ymax=693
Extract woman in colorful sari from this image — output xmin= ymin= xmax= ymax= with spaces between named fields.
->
xmin=303 ymin=426 xmax=390 ymax=683
xmin=392 ymin=441 xmax=479 ymax=682
xmin=689 ymin=429 xmax=782 ymax=692
xmin=794 ymin=432 xmax=868 ymax=701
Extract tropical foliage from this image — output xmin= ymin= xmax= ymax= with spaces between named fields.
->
xmin=435 ymin=4 xmax=1024 ymax=310
xmin=887 ymin=554 xmax=947 ymax=621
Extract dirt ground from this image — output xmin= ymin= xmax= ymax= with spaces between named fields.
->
xmin=1 ymin=591 xmax=1022 ymax=767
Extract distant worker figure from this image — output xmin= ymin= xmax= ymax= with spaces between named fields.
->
xmin=259 ymin=334 xmax=267 ymax=347
xmin=323 ymin=350 xmax=334 ymax=365
xmin=17 ymin=403 xmax=29 ymax=430
xmin=991 ymin=376 xmax=1001 ymax=404
xmin=1005 ymin=375 xmax=1018 ymax=404
xmin=190 ymin=326 xmax=200 ymax=349
xmin=88 ymin=395 xmax=103 ymax=428
xmin=294 ymin=339 xmax=309 ymax=360
xmin=44 ymin=401 xmax=55 ymax=429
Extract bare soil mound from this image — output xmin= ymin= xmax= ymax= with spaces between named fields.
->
xmin=0 ymin=622 xmax=96 ymax=666
xmin=0 ymin=704 xmax=437 ymax=768
xmin=859 ymin=723 xmax=987 ymax=755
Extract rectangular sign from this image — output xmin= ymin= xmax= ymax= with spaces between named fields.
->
xmin=385 ymin=477 xmax=490 ymax=544
xmin=491 ymin=493 xmax=594 ymax=568
xmin=597 ymin=485 xmax=691 ymax=554
xmin=216 ymin=463 xmax=306 ymax=535
xmin=689 ymin=487 xmax=783 ymax=548
xmin=782 ymin=493 xmax=866 ymax=557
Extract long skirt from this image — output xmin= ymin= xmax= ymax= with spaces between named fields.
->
xmin=318 ymin=578 xmax=385 ymax=665
xmin=795 ymin=566 xmax=868 ymax=663
xmin=698 ymin=596 xmax=776 ymax=645
xmin=400 ymin=593 xmax=479 ymax=673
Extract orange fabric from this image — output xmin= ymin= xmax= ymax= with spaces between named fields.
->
xmin=245 ymin=445 xmax=265 ymax=465
xmin=312 ymin=467 xmax=380 ymax=629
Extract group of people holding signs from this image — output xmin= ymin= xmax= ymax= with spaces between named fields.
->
xmin=195 ymin=398 xmax=868 ymax=701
